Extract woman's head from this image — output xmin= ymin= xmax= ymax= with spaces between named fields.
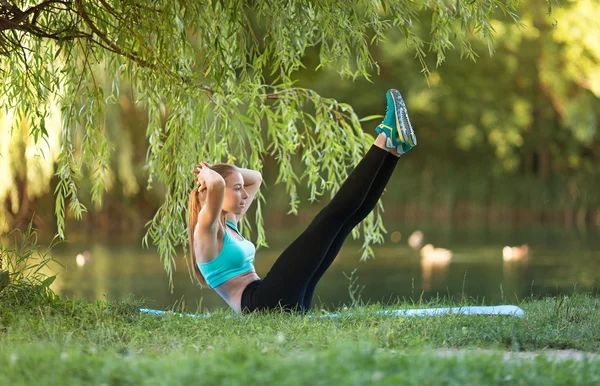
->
xmin=218 ymin=168 xmax=249 ymax=216
xmin=188 ymin=163 xmax=248 ymax=286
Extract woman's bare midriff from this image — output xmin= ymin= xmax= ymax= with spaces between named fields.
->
xmin=213 ymin=270 xmax=261 ymax=313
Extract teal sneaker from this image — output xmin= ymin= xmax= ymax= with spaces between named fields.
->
xmin=375 ymin=89 xmax=417 ymax=155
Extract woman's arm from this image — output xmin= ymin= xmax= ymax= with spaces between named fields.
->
xmin=239 ymin=168 xmax=262 ymax=189
xmin=196 ymin=163 xmax=226 ymax=232
xmin=238 ymin=167 xmax=262 ymax=218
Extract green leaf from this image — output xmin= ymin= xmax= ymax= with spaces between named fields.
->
xmin=358 ymin=114 xmax=384 ymax=122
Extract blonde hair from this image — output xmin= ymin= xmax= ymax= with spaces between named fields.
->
xmin=188 ymin=163 xmax=239 ymax=286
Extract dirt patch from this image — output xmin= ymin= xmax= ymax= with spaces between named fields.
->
xmin=433 ymin=348 xmax=600 ymax=362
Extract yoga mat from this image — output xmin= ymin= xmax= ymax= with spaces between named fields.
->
xmin=139 ymin=305 xmax=524 ymax=319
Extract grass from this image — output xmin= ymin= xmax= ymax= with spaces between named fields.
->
xmin=1 ymin=225 xmax=599 ymax=384
xmin=1 ymin=292 xmax=600 ymax=385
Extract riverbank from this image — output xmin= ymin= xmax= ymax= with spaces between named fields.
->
xmin=1 ymin=293 xmax=599 ymax=385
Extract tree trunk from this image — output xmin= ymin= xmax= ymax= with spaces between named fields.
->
xmin=539 ymin=143 xmax=550 ymax=179
xmin=0 ymin=251 xmax=6 ymax=291
xmin=0 ymin=270 xmax=8 ymax=292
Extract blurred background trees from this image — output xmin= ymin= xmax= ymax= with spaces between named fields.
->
xmin=293 ymin=0 xmax=600 ymax=227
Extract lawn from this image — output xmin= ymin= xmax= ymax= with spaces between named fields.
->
xmin=1 ymin=290 xmax=599 ymax=385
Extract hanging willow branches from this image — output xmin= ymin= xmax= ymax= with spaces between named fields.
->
xmin=0 ymin=0 xmax=527 ymax=288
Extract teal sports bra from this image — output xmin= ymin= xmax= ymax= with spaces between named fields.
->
xmin=197 ymin=219 xmax=256 ymax=288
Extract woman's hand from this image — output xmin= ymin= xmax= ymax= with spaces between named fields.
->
xmin=193 ymin=162 xmax=213 ymax=191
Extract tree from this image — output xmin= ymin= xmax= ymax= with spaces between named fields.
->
xmin=1 ymin=0 xmax=527 ymax=287
xmin=291 ymin=0 xmax=600 ymax=223
xmin=407 ymin=0 xmax=600 ymax=178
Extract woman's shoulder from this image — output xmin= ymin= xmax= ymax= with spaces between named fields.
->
xmin=193 ymin=222 xmax=225 ymax=264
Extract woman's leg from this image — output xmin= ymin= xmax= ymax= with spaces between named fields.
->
xmin=300 ymin=152 xmax=399 ymax=310
xmin=253 ymin=141 xmax=395 ymax=310
xmin=244 ymin=88 xmax=417 ymax=312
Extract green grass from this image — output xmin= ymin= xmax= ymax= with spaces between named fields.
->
xmin=1 ymin=292 xmax=600 ymax=385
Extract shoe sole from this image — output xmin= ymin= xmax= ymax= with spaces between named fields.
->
xmin=390 ymin=89 xmax=417 ymax=147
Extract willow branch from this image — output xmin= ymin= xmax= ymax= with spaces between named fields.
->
xmin=0 ymin=0 xmax=71 ymax=30
xmin=74 ymin=0 xmax=152 ymax=68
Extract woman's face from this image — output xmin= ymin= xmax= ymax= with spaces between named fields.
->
xmin=222 ymin=172 xmax=248 ymax=214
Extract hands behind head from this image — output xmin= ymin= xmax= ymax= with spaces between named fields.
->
xmin=193 ymin=162 xmax=211 ymax=191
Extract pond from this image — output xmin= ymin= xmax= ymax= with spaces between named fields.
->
xmin=48 ymin=221 xmax=600 ymax=311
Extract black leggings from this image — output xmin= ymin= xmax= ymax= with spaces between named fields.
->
xmin=241 ymin=145 xmax=399 ymax=312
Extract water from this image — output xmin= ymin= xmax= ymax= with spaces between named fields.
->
xmin=48 ymin=221 xmax=600 ymax=311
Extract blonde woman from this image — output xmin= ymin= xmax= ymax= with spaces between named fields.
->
xmin=189 ymin=89 xmax=417 ymax=313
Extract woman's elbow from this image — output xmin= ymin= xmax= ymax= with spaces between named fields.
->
xmin=253 ymin=171 xmax=263 ymax=185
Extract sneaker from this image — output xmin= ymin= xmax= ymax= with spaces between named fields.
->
xmin=375 ymin=89 xmax=417 ymax=155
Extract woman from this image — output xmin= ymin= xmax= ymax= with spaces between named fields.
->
xmin=189 ymin=89 xmax=417 ymax=313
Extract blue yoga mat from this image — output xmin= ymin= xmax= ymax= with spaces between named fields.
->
xmin=139 ymin=305 xmax=524 ymax=319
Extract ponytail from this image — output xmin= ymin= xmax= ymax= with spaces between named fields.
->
xmin=188 ymin=187 xmax=208 ymax=287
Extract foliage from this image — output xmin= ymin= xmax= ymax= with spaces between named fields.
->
xmin=0 ymin=221 xmax=62 ymax=306
xmin=298 ymin=0 xmax=600 ymax=179
xmin=413 ymin=1 xmax=600 ymax=178
xmin=424 ymin=0 xmax=600 ymax=175
xmin=1 ymin=0 xmax=532 ymax=286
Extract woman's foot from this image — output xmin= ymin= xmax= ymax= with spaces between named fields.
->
xmin=375 ymin=89 xmax=417 ymax=155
